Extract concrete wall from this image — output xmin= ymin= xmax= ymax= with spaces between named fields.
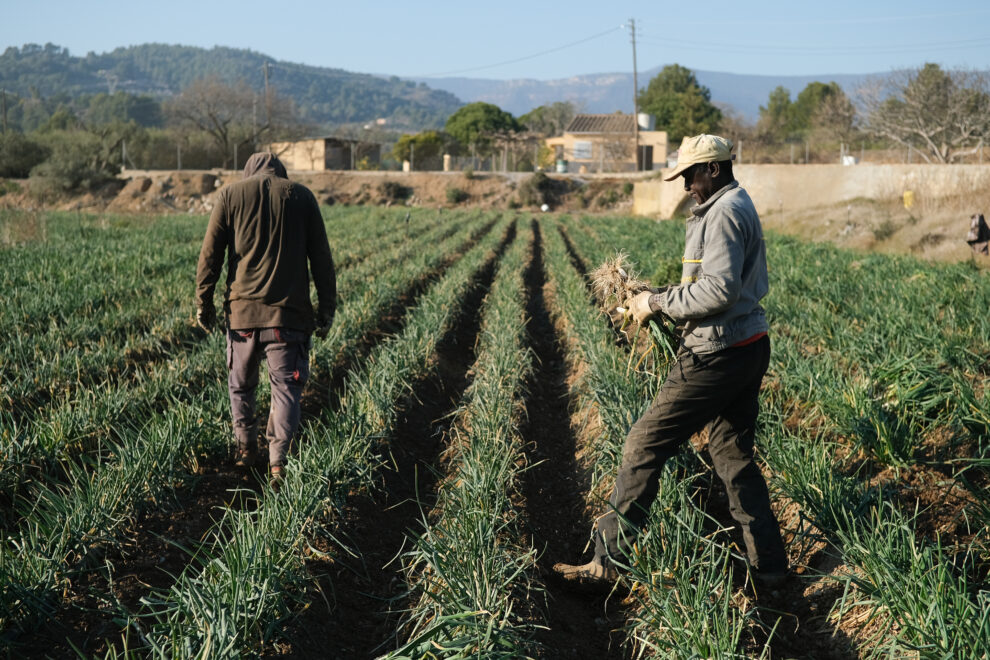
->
xmin=268 ymin=139 xmax=327 ymax=171
xmin=633 ymin=163 xmax=990 ymax=219
xmin=547 ymin=130 xmax=667 ymax=172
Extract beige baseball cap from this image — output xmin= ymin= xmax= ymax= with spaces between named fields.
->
xmin=663 ymin=134 xmax=735 ymax=181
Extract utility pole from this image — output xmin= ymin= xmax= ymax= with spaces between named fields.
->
xmin=629 ymin=18 xmax=640 ymax=171
xmin=262 ymin=62 xmax=272 ymax=128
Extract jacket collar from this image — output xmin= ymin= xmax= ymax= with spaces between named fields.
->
xmin=691 ymin=180 xmax=738 ymax=218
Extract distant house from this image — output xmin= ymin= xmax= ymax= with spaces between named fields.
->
xmin=545 ymin=114 xmax=667 ymax=173
xmin=266 ymin=136 xmax=381 ymax=171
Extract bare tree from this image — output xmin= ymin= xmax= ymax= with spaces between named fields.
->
xmin=168 ymin=76 xmax=302 ymax=168
xmin=811 ymin=91 xmax=857 ymax=144
xmin=859 ymin=64 xmax=990 ymax=163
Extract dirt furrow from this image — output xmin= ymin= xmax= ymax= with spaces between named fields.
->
xmin=269 ymin=224 xmax=515 ymax=658
xmin=519 ymin=219 xmax=626 ymax=659
xmin=557 ymin=224 xmax=590 ymax=277
xmin=304 ymin=217 xmax=499 ymax=417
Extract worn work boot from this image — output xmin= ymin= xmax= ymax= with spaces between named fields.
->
xmin=751 ymin=568 xmax=790 ymax=600
xmin=269 ymin=465 xmax=285 ymax=492
xmin=234 ymin=446 xmax=258 ymax=468
xmin=551 ymin=559 xmax=619 ymax=594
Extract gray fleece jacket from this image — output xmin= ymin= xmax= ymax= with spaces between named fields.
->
xmin=650 ymin=181 xmax=769 ymax=355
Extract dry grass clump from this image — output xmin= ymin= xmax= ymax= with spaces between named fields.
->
xmin=589 ymin=252 xmax=680 ymax=390
xmin=590 ymin=251 xmax=650 ymax=311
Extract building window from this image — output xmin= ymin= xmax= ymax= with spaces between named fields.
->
xmin=573 ymin=141 xmax=592 ymax=160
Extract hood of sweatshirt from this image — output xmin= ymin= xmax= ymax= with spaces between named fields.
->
xmin=242 ymin=152 xmax=288 ymax=179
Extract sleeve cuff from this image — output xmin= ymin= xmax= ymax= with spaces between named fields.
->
xmin=648 ymin=293 xmax=665 ymax=314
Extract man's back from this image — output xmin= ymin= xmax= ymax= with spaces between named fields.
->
xmin=196 ymin=153 xmax=335 ymax=332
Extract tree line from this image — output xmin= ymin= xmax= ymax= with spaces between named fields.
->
xmin=0 ymin=77 xmax=313 ymax=195
xmin=640 ymin=62 xmax=989 ymax=165
xmin=2 ymin=57 xmax=987 ymax=198
xmin=390 ymin=61 xmax=990 ymax=173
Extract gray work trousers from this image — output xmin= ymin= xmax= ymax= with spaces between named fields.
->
xmin=593 ymin=335 xmax=787 ymax=573
xmin=226 ymin=327 xmax=310 ymax=467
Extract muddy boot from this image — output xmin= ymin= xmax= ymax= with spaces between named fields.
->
xmin=234 ymin=446 xmax=258 ymax=468
xmin=751 ymin=568 xmax=790 ymax=601
xmin=233 ymin=422 xmax=259 ymax=468
xmin=551 ymin=559 xmax=619 ymax=594
xmin=269 ymin=464 xmax=285 ymax=492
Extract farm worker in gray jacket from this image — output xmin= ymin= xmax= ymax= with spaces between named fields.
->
xmin=196 ymin=152 xmax=336 ymax=487
xmin=553 ymin=134 xmax=788 ymax=590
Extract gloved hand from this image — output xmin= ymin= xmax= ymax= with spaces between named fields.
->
xmin=315 ymin=310 xmax=334 ymax=339
xmin=196 ymin=306 xmax=216 ymax=332
xmin=625 ymin=290 xmax=656 ymax=325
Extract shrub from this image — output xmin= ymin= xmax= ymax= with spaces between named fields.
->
xmin=0 ymin=179 xmax=22 ymax=197
xmin=872 ymin=219 xmax=898 ymax=241
xmin=445 ymin=186 xmax=469 ymax=204
xmin=515 ymin=171 xmax=563 ymax=207
xmin=0 ymin=132 xmax=49 ymax=178
xmin=596 ymin=189 xmax=620 ymax=207
xmin=622 ymin=181 xmax=634 ymax=196
xmin=378 ymin=180 xmax=411 ymax=203
xmin=463 ymin=168 xmax=475 ymax=180
xmin=29 ymin=130 xmax=116 ymax=198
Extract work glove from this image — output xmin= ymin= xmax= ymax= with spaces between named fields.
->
xmin=196 ymin=306 xmax=216 ymax=332
xmin=625 ymin=290 xmax=656 ymax=326
xmin=314 ymin=310 xmax=334 ymax=339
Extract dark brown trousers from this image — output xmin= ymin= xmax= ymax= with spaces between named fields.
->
xmin=593 ymin=335 xmax=787 ymax=573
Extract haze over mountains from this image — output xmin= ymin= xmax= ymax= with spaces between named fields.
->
xmin=2 ymin=42 xmax=877 ymax=127
xmin=414 ymin=68 xmax=875 ymax=121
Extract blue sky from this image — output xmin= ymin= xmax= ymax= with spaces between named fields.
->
xmin=3 ymin=1 xmax=990 ymax=79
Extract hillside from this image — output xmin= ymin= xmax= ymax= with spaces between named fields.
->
xmin=0 ymin=43 xmax=463 ymax=129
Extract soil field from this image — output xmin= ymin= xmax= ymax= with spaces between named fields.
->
xmin=1 ymin=206 xmax=988 ymax=658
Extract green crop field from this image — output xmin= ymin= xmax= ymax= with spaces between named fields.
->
xmin=1 ymin=207 xmax=988 ymax=659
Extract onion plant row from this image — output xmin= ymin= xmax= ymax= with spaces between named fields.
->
xmin=117 ymin=216 xmax=515 ymax=658
xmin=0 ymin=210 xmax=492 ymax=639
xmin=387 ymin=221 xmax=539 ymax=658
xmin=0 ymin=209 xmax=475 ymax=519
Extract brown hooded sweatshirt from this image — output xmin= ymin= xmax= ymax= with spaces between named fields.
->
xmin=196 ymin=152 xmax=336 ymax=331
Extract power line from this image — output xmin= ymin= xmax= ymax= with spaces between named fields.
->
xmin=637 ymin=8 xmax=990 ymax=28
xmin=636 ymin=34 xmax=990 ymax=56
xmin=412 ymin=26 xmax=623 ymax=78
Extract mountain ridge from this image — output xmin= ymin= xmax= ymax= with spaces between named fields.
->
xmin=0 ymin=43 xmax=462 ymax=129
xmin=412 ymin=67 xmax=880 ymax=121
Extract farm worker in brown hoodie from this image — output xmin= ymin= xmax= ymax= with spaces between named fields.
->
xmin=196 ymin=152 xmax=336 ymax=487
xmin=553 ymin=135 xmax=788 ymax=591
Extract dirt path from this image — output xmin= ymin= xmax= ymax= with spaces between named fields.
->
xmin=271 ymin=225 xmax=515 ymax=658
xmin=519 ymin=220 xmax=627 ymax=659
